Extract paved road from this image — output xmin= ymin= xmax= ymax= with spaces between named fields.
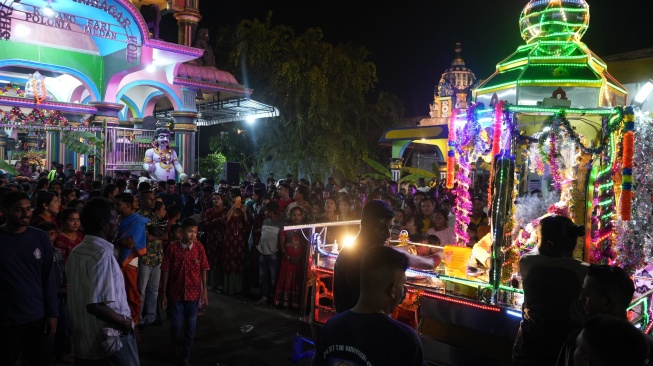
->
xmin=138 ymin=291 xmax=314 ymax=366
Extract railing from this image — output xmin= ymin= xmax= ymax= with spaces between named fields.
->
xmin=104 ymin=126 xmax=155 ymax=177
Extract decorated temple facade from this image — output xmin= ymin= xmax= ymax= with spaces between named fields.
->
xmin=0 ymin=0 xmax=276 ymax=177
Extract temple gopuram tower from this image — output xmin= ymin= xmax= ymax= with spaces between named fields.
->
xmin=429 ymin=43 xmax=476 ymax=121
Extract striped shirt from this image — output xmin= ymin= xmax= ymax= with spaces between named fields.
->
xmin=66 ymin=235 xmax=132 ymax=359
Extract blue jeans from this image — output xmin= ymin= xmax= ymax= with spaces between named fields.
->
xmin=137 ymin=263 xmax=161 ymax=325
xmin=258 ymin=252 xmax=280 ymax=300
xmin=169 ymin=300 xmax=199 ymax=362
xmin=75 ymin=333 xmax=139 ymax=366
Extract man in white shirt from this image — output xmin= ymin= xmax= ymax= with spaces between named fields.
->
xmin=66 ymin=198 xmax=139 ymax=365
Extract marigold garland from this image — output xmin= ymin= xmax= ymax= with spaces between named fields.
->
xmin=621 ymin=106 xmax=635 ymax=220
xmin=446 ymin=109 xmax=458 ymax=189
xmin=32 ymin=79 xmax=47 ymax=105
xmin=488 ymin=101 xmax=506 ymax=208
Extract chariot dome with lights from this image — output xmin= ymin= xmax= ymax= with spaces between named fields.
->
xmin=474 ymin=0 xmax=627 ymax=110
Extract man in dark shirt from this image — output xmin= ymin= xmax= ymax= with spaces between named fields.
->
xmin=158 ymin=178 xmax=183 ymax=209
xmin=180 ymin=182 xmax=195 ymax=220
xmin=0 ymin=191 xmax=58 ymax=365
xmin=333 ymin=200 xmax=435 ymax=313
xmin=314 ymin=246 xmax=425 ymax=366
xmin=333 ymin=200 xmax=395 ymax=313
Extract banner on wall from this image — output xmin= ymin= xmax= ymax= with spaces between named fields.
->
xmin=1 ymin=0 xmax=140 ymax=63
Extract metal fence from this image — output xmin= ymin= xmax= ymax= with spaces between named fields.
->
xmin=104 ymin=126 xmax=155 ymax=177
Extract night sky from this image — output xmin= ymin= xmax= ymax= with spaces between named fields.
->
xmin=167 ymin=0 xmax=653 ymax=117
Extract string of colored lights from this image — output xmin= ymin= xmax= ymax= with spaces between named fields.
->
xmin=408 ymin=288 xmax=502 ymax=312
xmin=589 ymin=110 xmax=623 ymax=263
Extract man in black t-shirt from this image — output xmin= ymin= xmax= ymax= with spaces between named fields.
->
xmin=314 ymin=246 xmax=424 ymax=366
xmin=333 ymin=200 xmax=435 ymax=313
xmin=333 ymin=200 xmax=395 ymax=313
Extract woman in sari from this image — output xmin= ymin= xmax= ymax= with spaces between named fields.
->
xmin=54 ymin=208 xmax=84 ymax=262
xmin=221 ymin=194 xmax=249 ymax=295
xmin=274 ymin=206 xmax=309 ymax=309
xmin=201 ymin=192 xmax=227 ymax=292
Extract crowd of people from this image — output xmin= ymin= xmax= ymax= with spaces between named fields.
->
xmin=0 ymin=162 xmax=651 ymax=365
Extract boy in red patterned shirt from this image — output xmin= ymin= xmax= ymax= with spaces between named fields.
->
xmin=160 ymin=218 xmax=209 ymax=366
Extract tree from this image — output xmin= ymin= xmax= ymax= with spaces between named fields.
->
xmin=217 ymin=13 xmax=403 ymax=179
xmin=196 ymin=152 xmax=227 ymax=180
xmin=208 ymin=126 xmax=257 ymax=175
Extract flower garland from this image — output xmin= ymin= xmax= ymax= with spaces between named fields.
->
xmin=47 ymin=110 xmax=69 ymax=127
xmin=32 ymin=79 xmax=47 ymax=105
xmin=446 ymin=108 xmax=458 ymax=189
xmin=548 ymin=131 xmax=562 ymax=190
xmin=25 ymin=108 xmax=46 ymax=125
xmin=620 ymin=106 xmax=635 ymax=220
xmin=2 ymin=106 xmax=25 ymax=123
xmin=488 ymin=101 xmax=506 ymax=206
xmin=0 ymin=83 xmax=25 ymax=97
xmin=616 ymin=110 xmax=653 ymax=273
xmin=453 ymin=156 xmax=472 ymax=245
xmin=450 ymin=102 xmax=487 ymax=246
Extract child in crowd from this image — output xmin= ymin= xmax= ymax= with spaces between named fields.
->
xmin=38 ymin=221 xmax=73 ymax=364
xmin=254 ymin=201 xmax=284 ymax=306
xmin=160 ymin=218 xmax=209 ymax=366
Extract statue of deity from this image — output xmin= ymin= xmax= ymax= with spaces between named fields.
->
xmin=25 ymin=71 xmax=52 ymax=104
xmin=143 ymin=127 xmax=184 ymax=181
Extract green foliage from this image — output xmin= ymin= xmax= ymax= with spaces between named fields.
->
xmin=61 ymin=131 xmax=104 ymax=162
xmin=217 ymin=13 xmax=403 ymax=178
xmin=196 ymin=152 xmax=227 ymax=180
xmin=361 ymin=157 xmax=439 ymax=184
xmin=362 ymin=156 xmax=391 ymax=178
xmin=0 ymin=159 xmax=19 ymax=175
xmin=208 ymin=127 xmax=257 ymax=173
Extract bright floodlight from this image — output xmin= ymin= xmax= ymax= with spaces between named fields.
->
xmin=342 ymin=236 xmax=356 ymax=248
xmin=15 ymin=23 xmax=30 ymax=37
xmin=245 ymin=115 xmax=257 ymax=124
xmin=633 ymin=80 xmax=653 ymax=106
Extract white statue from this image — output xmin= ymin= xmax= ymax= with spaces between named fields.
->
xmin=143 ymin=127 xmax=184 ymax=181
xmin=25 ymin=71 xmax=51 ymax=103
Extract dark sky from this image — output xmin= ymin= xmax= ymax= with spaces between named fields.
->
xmin=177 ymin=0 xmax=653 ymax=117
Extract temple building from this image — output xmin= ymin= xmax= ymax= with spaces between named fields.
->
xmin=0 ymin=0 xmax=276 ymax=177
xmin=380 ymin=43 xmax=477 ymax=179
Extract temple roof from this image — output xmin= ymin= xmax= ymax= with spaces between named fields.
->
xmin=176 ymin=64 xmax=241 ymax=86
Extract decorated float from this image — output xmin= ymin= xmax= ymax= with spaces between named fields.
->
xmin=297 ymin=1 xmax=653 ymax=365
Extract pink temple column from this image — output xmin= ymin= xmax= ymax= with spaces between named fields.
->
xmin=174 ymin=0 xmax=201 ymax=47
